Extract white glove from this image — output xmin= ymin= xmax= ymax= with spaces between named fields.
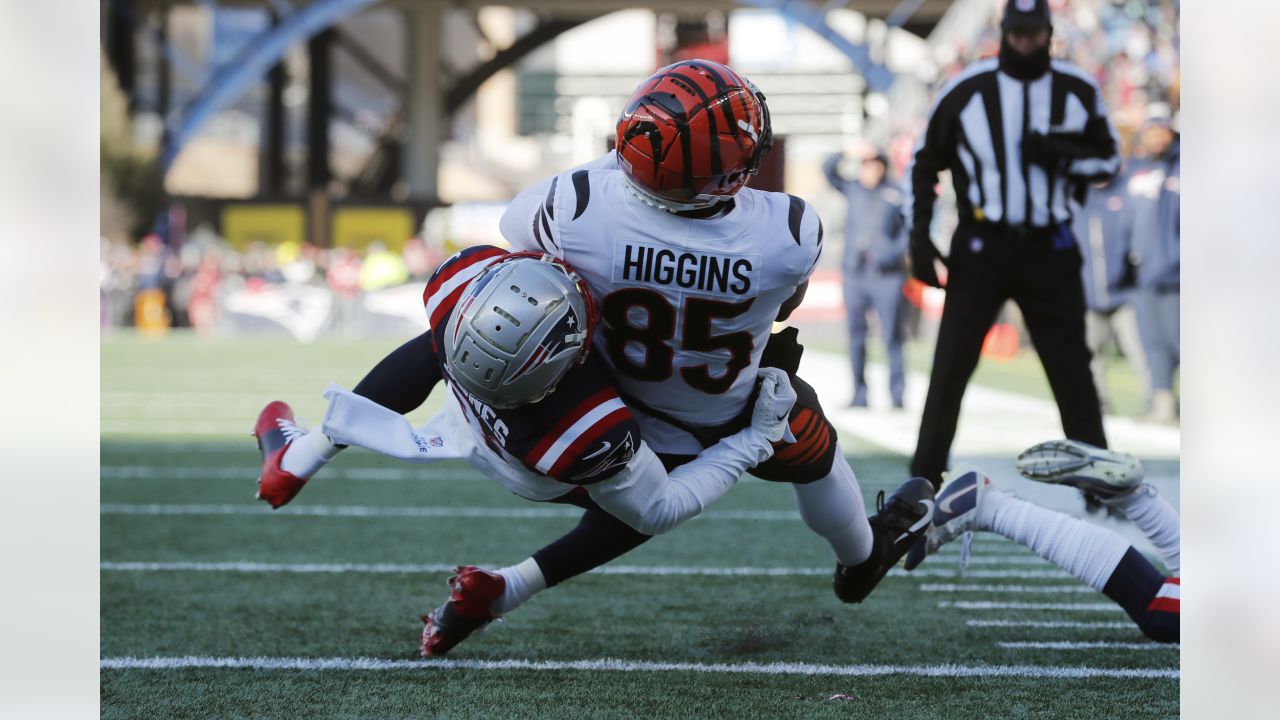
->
xmin=751 ymin=367 xmax=798 ymax=443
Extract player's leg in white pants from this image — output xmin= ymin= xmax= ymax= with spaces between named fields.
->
xmin=791 ymin=443 xmax=874 ymax=566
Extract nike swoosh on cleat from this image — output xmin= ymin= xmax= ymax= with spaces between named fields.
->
xmin=938 ymin=484 xmax=977 ymax=515
xmin=896 ymin=499 xmax=935 ymax=543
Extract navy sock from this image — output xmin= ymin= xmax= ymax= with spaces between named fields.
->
xmin=532 ymin=508 xmax=651 ymax=587
xmin=1101 ymin=547 xmax=1179 ymax=642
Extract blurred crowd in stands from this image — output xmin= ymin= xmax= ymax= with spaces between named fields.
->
xmin=100 ymin=228 xmax=445 ymax=334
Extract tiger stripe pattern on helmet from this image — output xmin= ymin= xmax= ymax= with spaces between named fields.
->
xmin=615 ymin=59 xmax=772 ymax=207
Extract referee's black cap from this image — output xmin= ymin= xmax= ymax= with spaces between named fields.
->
xmin=1002 ymin=0 xmax=1052 ymax=32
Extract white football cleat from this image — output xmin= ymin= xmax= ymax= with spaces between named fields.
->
xmin=1015 ymin=439 xmax=1144 ymax=502
xmin=903 ymin=463 xmax=1005 ymax=570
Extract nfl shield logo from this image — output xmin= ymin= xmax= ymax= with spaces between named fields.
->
xmin=1016 ymin=0 xmax=1036 ymax=10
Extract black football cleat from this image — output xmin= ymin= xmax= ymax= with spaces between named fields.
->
xmin=833 ymin=477 xmax=935 ymax=603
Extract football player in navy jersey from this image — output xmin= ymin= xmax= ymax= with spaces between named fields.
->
xmin=905 ymin=439 xmax=1179 ymax=643
xmin=252 ymin=248 xmax=798 ymax=655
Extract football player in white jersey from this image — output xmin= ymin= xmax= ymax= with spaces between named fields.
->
xmin=499 ymin=59 xmax=935 ymax=603
xmin=253 ymin=249 xmax=798 ymax=654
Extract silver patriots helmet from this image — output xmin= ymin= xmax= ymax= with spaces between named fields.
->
xmin=442 ymin=253 xmax=598 ymax=408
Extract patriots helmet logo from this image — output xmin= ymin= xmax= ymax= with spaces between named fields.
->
xmin=504 ymin=306 xmax=583 ymax=385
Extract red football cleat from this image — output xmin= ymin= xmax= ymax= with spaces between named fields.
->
xmin=420 ymin=566 xmax=506 ymax=657
xmin=252 ymin=400 xmax=307 ymax=509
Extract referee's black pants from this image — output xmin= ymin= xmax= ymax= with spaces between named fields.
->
xmin=910 ymin=222 xmax=1107 ymax=487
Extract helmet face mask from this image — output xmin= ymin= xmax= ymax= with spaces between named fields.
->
xmin=615 ymin=60 xmax=772 ymax=211
xmin=443 ymin=254 xmax=597 ymax=409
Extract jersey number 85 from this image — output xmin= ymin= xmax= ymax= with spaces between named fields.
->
xmin=601 ymin=289 xmax=755 ymax=394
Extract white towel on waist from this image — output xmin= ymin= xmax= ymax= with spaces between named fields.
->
xmin=321 ymin=383 xmax=465 ymax=463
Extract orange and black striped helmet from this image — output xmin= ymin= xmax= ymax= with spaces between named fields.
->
xmin=615 ymin=59 xmax=772 ymax=210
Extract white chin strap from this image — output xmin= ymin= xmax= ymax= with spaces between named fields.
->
xmin=622 ymin=177 xmax=732 ymax=214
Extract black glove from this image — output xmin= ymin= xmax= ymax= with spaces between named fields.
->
xmin=909 ymin=227 xmax=945 ymax=288
xmin=1023 ymin=132 xmax=1108 ymax=169
xmin=760 ymin=326 xmax=804 ymax=375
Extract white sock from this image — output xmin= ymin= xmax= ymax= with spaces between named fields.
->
xmin=492 ymin=558 xmax=547 ymax=615
xmin=791 ymin=447 xmax=874 ymax=566
xmin=980 ymin=491 xmax=1130 ymax=591
xmin=1111 ymin=484 xmax=1181 ymax=575
xmin=280 ymin=430 xmax=341 ymax=479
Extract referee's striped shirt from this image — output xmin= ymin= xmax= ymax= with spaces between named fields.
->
xmin=904 ymin=58 xmax=1121 ymax=235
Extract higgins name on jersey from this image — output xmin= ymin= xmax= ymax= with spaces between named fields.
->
xmin=616 ymin=242 xmax=757 ymax=296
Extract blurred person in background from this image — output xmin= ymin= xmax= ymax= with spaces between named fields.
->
xmin=100 ymin=237 xmax=135 ymax=328
xmin=278 ymin=241 xmax=319 ymax=286
xmin=823 ymin=147 xmax=909 ymax=408
xmin=359 ymin=241 xmax=409 ymax=292
xmin=1071 ymin=168 xmax=1149 ymax=414
xmin=326 ymin=247 xmax=362 ymax=337
xmin=242 ymin=242 xmax=285 ymax=285
xmin=1126 ymin=114 xmax=1180 ymax=423
xmin=133 ymin=233 xmax=171 ymax=333
xmin=167 ymin=243 xmax=202 ymax=328
xmin=401 ymin=235 xmax=438 ymax=282
xmin=904 ymin=0 xmax=1118 ymax=488
xmin=187 ymin=247 xmax=222 ymax=334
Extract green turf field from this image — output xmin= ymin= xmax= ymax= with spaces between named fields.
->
xmin=101 ymin=334 xmax=1178 ymax=718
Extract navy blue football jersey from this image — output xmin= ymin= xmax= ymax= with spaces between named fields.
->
xmin=423 ymin=245 xmax=641 ymax=484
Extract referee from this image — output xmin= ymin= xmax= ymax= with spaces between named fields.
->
xmin=905 ymin=0 xmax=1118 ymax=487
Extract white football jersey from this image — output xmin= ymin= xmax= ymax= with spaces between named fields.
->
xmin=500 ymin=152 xmax=824 ymax=453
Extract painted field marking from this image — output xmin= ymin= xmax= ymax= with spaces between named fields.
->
xmin=923 ymin=556 xmax=1047 ymax=565
xmin=919 ymin=584 xmax=1094 ymax=594
xmin=100 ymin=503 xmax=796 ymax=522
xmin=98 ymin=561 xmax=1068 ymax=580
xmin=967 ymin=620 xmax=1132 ymax=630
xmin=998 ymin=641 xmax=1178 ymax=651
xmin=939 ymin=601 xmax=1124 ymax=612
xmin=98 ymin=655 xmax=1178 ymax=679
xmin=99 ymin=466 xmax=468 ymax=481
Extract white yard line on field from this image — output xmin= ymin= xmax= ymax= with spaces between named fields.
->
xmin=919 ymin=584 xmax=1094 ymax=594
xmin=967 ymin=620 xmax=1132 ymax=629
xmin=100 ymin=503 xmax=794 ymax=522
xmin=998 ymin=641 xmax=1178 ymax=651
xmin=98 ymin=560 xmax=1068 ymax=580
xmin=939 ymin=601 xmax=1124 ymax=612
xmin=100 ymin=466 xmax=468 ymax=481
xmin=98 ymin=655 xmax=1178 ymax=679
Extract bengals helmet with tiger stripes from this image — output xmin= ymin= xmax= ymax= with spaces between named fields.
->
xmin=615 ymin=59 xmax=773 ymax=211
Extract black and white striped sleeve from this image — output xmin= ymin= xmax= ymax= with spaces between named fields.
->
xmin=904 ymin=74 xmax=970 ymax=236
xmin=1059 ymin=65 xmax=1121 ymax=182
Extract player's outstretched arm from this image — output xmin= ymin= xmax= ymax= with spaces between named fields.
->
xmin=585 ymin=368 xmax=797 ymax=535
